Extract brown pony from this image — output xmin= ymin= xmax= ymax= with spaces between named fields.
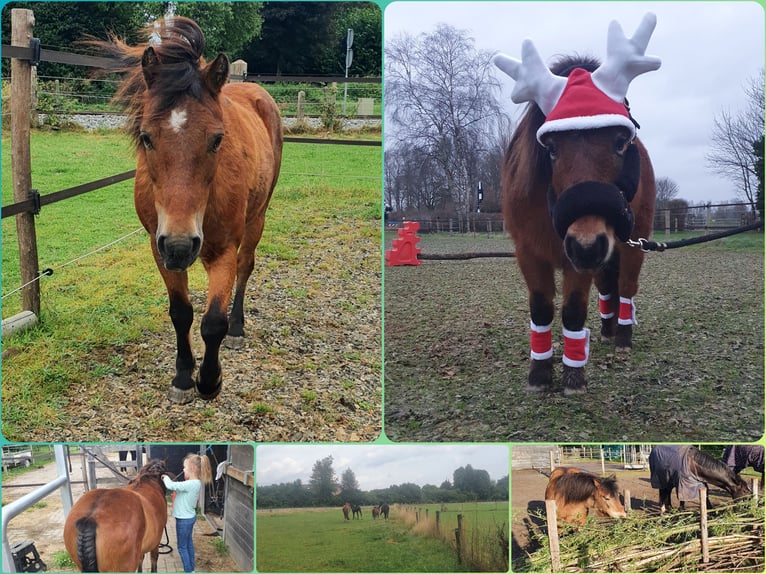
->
xmin=342 ymin=502 xmax=352 ymax=521
xmin=63 ymin=459 xmax=168 ymax=572
xmin=371 ymin=505 xmax=380 ymax=519
xmin=495 ymin=14 xmax=659 ymax=393
xmin=93 ymin=17 xmax=283 ymax=403
xmin=545 ymin=466 xmax=626 ymax=526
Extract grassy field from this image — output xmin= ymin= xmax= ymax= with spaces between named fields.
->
xmin=256 ymin=506 xmax=467 ymax=572
xmin=384 ymin=230 xmax=764 ymax=443
xmin=2 ymin=129 xmax=381 ymax=441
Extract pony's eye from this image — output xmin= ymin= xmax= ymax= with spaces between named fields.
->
xmin=615 ymin=137 xmax=628 ymax=155
xmin=546 ymin=142 xmax=558 ymax=160
xmin=139 ymin=131 xmax=154 ymax=150
xmin=209 ymin=133 xmax=224 ymax=153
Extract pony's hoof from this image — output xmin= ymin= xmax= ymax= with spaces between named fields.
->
xmin=196 ymin=374 xmax=222 ymax=400
xmin=527 ymin=358 xmax=553 ymax=392
xmin=615 ymin=345 xmax=632 ymax=354
xmin=224 ymin=335 xmax=245 ymax=350
xmin=562 ymin=365 xmax=587 ymax=395
xmin=167 ymin=386 xmax=196 ymax=404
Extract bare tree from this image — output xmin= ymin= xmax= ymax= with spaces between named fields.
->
xmin=706 ymin=70 xmax=764 ymax=210
xmin=385 ymin=24 xmax=503 ymax=216
xmin=655 ymin=176 xmax=680 ymax=209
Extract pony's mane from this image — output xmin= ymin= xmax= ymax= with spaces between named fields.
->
xmin=506 ymin=54 xmax=602 ymax=194
xmin=556 ymin=471 xmax=617 ymax=503
xmin=88 ymin=17 xmax=208 ymax=145
xmin=690 ymin=447 xmax=738 ymax=479
xmin=129 ymin=459 xmax=168 ymax=493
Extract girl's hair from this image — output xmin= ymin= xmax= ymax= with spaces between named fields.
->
xmin=184 ymin=453 xmax=213 ymax=485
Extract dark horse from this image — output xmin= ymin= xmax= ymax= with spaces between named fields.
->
xmin=352 ymin=504 xmax=363 ymax=519
xmin=63 ymin=459 xmax=168 ymax=572
xmin=649 ymin=445 xmax=751 ymax=513
xmin=545 ymin=466 xmax=626 ymax=526
xmin=494 ymin=14 xmax=659 ymax=393
xmin=379 ymin=503 xmax=390 ymax=519
xmin=722 ymin=445 xmax=764 ymax=486
xmin=93 ymin=17 xmax=283 ymax=403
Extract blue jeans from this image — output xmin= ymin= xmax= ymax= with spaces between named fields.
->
xmin=175 ymin=516 xmax=196 ymax=572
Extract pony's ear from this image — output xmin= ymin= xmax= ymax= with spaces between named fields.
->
xmin=204 ymin=53 xmax=229 ymax=95
xmin=616 ymin=143 xmax=640 ymax=202
xmin=142 ymin=46 xmax=162 ymax=89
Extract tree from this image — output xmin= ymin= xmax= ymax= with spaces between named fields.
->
xmin=169 ymin=3 xmax=263 ymax=60
xmin=655 ymin=177 xmax=680 ymax=210
xmin=754 ymin=135 xmax=764 ymax=219
xmin=309 ymin=456 xmax=337 ymax=505
xmin=386 ymin=24 xmax=503 ymax=217
xmin=339 ymin=468 xmax=361 ymax=503
xmin=453 ymin=464 xmax=493 ymax=500
xmin=240 ymin=3 xmax=341 ymax=75
xmin=707 ymin=70 xmax=764 ymax=211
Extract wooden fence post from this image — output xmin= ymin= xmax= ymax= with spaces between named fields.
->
xmin=455 ymin=514 xmax=464 ymax=564
xmin=545 ymin=500 xmax=562 ymax=572
xmin=435 ymin=510 xmax=440 ymax=533
xmin=11 ymin=8 xmax=41 ymax=317
xmin=297 ymin=90 xmax=305 ymax=120
xmin=624 ymin=489 xmax=631 ymax=513
xmin=700 ymin=487 xmax=709 ymax=564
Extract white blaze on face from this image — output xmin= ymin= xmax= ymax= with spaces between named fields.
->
xmin=169 ymin=108 xmax=188 ymax=133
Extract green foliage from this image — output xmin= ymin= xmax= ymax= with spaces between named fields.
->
xmin=309 ymin=456 xmax=338 ymax=505
xmin=52 ymin=551 xmax=76 ymax=569
xmin=171 ymin=2 xmax=263 ymax=60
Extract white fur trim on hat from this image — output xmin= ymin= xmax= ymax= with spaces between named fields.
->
xmin=536 ymin=114 xmax=636 ymax=143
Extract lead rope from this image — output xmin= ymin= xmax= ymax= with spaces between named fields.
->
xmin=626 ymin=220 xmax=763 ymax=252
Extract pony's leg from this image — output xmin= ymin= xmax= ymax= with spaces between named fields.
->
xmin=197 ymin=248 xmax=238 ymax=399
xmin=153 ymin=243 xmax=196 ymax=404
xmin=561 ymin=269 xmax=593 ymax=395
xmin=594 ymin=257 xmax=619 ymax=341
xmin=615 ymin=247 xmax=645 ymax=351
xmin=150 ymin=547 xmax=159 ymax=573
xmin=517 ymin=256 xmax=556 ymax=392
xmin=225 ymin=211 xmax=266 ymax=349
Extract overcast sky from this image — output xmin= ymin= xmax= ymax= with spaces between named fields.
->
xmin=256 ymin=444 xmax=509 ymax=489
xmin=384 ymin=1 xmax=764 ymax=204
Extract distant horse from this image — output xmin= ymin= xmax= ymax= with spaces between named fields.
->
xmin=494 ymin=14 xmax=659 ymax=393
xmin=722 ymin=445 xmax=764 ymax=485
xmin=649 ymin=445 xmax=751 ymax=513
xmin=379 ymin=503 xmax=390 ymax=519
xmin=93 ymin=17 xmax=283 ymax=403
xmin=63 ymin=459 xmax=168 ymax=572
xmin=342 ymin=503 xmax=351 ymax=521
xmin=545 ymin=467 xmax=626 ymax=526
xmin=371 ymin=506 xmax=380 ymax=519
xmin=352 ymin=504 xmax=363 ymax=519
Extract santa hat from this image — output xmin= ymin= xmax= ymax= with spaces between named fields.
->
xmin=536 ymin=68 xmax=637 ymax=142
xmin=493 ymin=13 xmax=661 ymax=145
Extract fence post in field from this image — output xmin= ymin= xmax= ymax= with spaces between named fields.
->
xmin=624 ymin=489 xmax=631 ymax=513
xmin=753 ymin=478 xmax=759 ymax=502
xmin=549 ymin=450 xmax=555 ymax=472
xmin=455 ymin=514 xmax=465 ymax=564
xmin=545 ymin=499 xmax=561 ymax=572
xmin=425 ymin=508 xmax=429 ymax=522
xmin=699 ymin=487 xmax=709 ymax=563
xmin=600 ymin=448 xmax=605 ymax=475
xmin=415 ymin=509 xmax=419 ymax=523
xmin=297 ymin=90 xmax=305 ymax=120
xmin=435 ymin=510 xmax=440 ymax=533
xmin=11 ymin=8 xmax=41 ymax=317
xmin=664 ymin=210 xmax=671 ymax=235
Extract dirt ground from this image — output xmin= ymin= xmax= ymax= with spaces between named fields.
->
xmin=511 ymin=461 xmax=755 ymax=568
xmin=2 ymin=455 xmax=241 ymax=572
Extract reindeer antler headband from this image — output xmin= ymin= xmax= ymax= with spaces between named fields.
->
xmin=493 ymin=13 xmax=661 ymax=144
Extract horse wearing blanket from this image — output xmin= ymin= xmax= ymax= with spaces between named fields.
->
xmin=649 ymin=445 xmax=750 ymax=513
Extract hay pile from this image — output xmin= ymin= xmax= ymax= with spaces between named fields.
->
xmin=525 ymin=499 xmax=764 ymax=572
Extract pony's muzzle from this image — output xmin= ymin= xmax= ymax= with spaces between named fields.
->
xmin=157 ymin=234 xmax=202 ymax=271
xmin=564 ymin=232 xmax=610 ymax=271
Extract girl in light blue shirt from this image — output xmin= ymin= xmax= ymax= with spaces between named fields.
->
xmin=162 ymin=454 xmax=213 ymax=572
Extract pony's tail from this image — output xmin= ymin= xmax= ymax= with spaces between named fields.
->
xmin=75 ymin=517 xmax=99 ymax=572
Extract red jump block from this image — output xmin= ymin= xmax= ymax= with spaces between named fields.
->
xmin=385 ymin=221 xmax=422 ymax=266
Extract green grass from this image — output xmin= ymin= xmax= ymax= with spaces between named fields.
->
xmin=1 ymin=128 xmax=381 ymax=439
xmin=256 ymin=508 xmax=466 ymax=572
